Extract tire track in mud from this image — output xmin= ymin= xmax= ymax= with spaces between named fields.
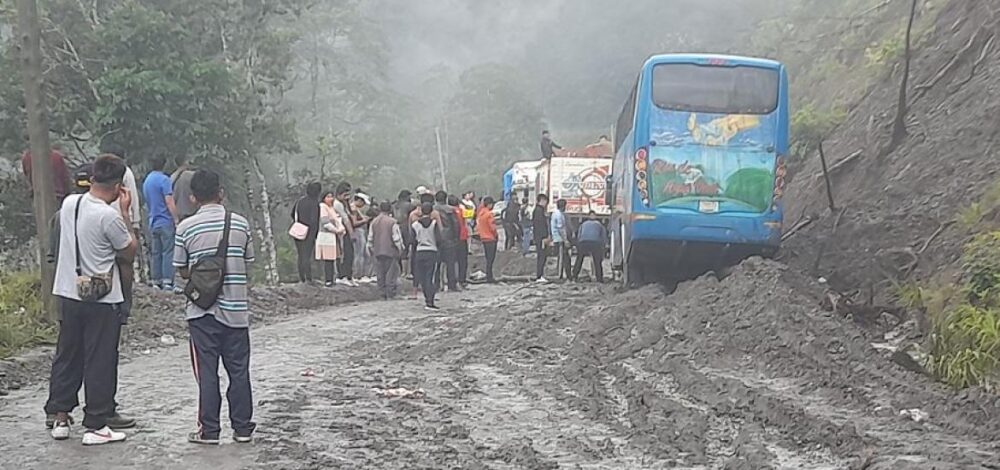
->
xmin=377 ymin=259 xmax=1000 ymax=469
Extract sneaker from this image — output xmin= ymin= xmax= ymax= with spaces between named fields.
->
xmin=187 ymin=432 xmax=220 ymax=445
xmin=106 ymin=412 xmax=136 ymax=430
xmin=82 ymin=426 xmax=127 ymax=446
xmin=425 ymin=304 xmax=440 ymax=311
xmin=172 ymin=285 xmax=185 ymax=295
xmin=348 ymin=280 xmax=360 ymax=287
xmin=51 ymin=420 xmax=71 ymax=441
xmin=335 ymin=279 xmax=350 ymax=286
xmin=324 ymin=281 xmax=334 ymax=288
xmin=535 ymin=277 xmax=550 ymax=284
xmin=45 ymin=413 xmax=74 ymax=430
xmin=233 ymin=430 xmax=254 ymax=444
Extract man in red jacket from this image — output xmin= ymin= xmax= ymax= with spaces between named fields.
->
xmin=22 ymin=146 xmax=71 ymax=203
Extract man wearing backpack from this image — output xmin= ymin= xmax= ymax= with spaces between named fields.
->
xmin=173 ymin=170 xmax=257 ymax=445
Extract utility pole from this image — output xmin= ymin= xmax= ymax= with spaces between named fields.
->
xmin=17 ymin=0 xmax=57 ymax=317
xmin=435 ymin=126 xmax=448 ymax=192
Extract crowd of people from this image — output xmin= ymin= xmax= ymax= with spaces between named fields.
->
xmin=25 ymin=140 xmax=608 ymax=448
xmin=288 ymin=183 xmax=506 ymax=309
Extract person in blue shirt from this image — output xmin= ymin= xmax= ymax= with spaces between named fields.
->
xmin=572 ymin=211 xmax=608 ymax=283
xmin=142 ymin=156 xmax=179 ymax=290
xmin=549 ymin=198 xmax=572 ymax=280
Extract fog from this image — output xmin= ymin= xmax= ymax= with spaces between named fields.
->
xmin=366 ymin=0 xmax=776 ymax=140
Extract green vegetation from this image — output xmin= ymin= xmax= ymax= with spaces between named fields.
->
xmin=0 ymin=272 xmax=54 ymax=359
xmin=790 ymin=104 xmax=847 ymax=158
xmin=904 ymin=181 xmax=1000 ymax=390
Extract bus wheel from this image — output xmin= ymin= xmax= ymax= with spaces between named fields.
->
xmin=624 ymin=256 xmax=645 ymax=288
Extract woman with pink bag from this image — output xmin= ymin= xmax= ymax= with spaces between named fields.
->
xmin=317 ymin=191 xmax=346 ymax=287
xmin=289 ymin=182 xmax=321 ymax=283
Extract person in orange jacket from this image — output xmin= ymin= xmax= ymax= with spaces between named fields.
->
xmin=476 ymin=197 xmax=500 ymax=283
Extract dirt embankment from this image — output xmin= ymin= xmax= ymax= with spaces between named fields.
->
xmin=784 ymin=0 xmax=1000 ymax=297
xmin=379 ymin=259 xmax=1000 ymax=468
xmin=0 ymin=283 xmax=380 ymax=396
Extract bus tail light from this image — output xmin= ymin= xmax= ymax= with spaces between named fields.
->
xmin=635 ymin=147 xmax=651 ymax=206
xmin=772 ymin=156 xmax=787 ymax=211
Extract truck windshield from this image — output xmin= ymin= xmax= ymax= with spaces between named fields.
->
xmin=652 ymin=63 xmax=779 ymax=115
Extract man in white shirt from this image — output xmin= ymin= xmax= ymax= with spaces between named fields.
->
xmin=45 ymin=154 xmax=137 ymax=446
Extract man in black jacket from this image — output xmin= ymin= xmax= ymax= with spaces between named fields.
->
xmin=540 ymin=131 xmax=562 ymax=159
xmin=502 ymin=198 xmax=521 ymax=251
xmin=433 ymin=190 xmax=460 ymax=291
xmin=531 ymin=194 xmax=550 ymax=282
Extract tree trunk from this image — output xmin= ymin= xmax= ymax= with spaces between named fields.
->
xmin=887 ymin=0 xmax=918 ymax=155
xmin=250 ymin=153 xmax=280 ymax=286
xmin=16 ymin=0 xmax=58 ymax=319
xmin=243 ymin=164 xmax=277 ymax=285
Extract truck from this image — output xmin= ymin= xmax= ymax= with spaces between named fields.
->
xmin=537 ymin=139 xmax=613 ymax=226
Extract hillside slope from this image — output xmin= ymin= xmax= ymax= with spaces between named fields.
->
xmin=783 ymin=0 xmax=1000 ymax=298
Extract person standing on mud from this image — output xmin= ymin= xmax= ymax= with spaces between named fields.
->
xmin=368 ymin=201 xmax=405 ymax=299
xmin=409 ymin=192 xmax=441 ymax=294
xmin=550 ymin=198 xmax=572 ymax=280
xmin=317 ymin=191 xmax=345 ymax=287
xmin=291 ymin=182 xmax=321 ymax=283
xmin=393 ymin=190 xmax=415 ymax=275
xmin=433 ymin=190 xmax=460 ymax=291
xmin=46 ymin=154 xmax=137 ymax=445
xmin=477 ymin=197 xmax=500 ymax=283
xmin=174 ymin=169 xmax=257 ymax=445
xmin=532 ymin=193 xmax=551 ymax=282
xmin=449 ymin=194 xmax=471 ymax=287
xmin=142 ymin=156 xmax=180 ymax=291
xmin=572 ymin=211 xmax=607 ymax=283
xmin=412 ymin=202 xmax=443 ymax=310
xmin=333 ymin=183 xmax=356 ymax=285
xmin=502 ymin=197 xmax=521 ymax=251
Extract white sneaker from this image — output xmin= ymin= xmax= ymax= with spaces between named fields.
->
xmin=335 ymin=279 xmax=351 ymax=286
xmin=535 ymin=277 xmax=550 ymax=284
xmin=349 ymin=280 xmax=360 ymax=287
xmin=51 ymin=420 xmax=71 ymax=440
xmin=82 ymin=426 xmax=127 ymax=446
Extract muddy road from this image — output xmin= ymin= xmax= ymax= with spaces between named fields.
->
xmin=1 ymin=262 xmax=998 ymax=469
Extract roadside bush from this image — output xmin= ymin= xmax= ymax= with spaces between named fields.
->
xmin=0 ymin=272 xmax=54 ymax=358
xmin=790 ymin=104 xmax=847 ymax=158
xmin=924 ymin=229 xmax=1000 ymax=390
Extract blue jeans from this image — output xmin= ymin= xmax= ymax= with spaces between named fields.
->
xmin=522 ymin=225 xmax=534 ymax=253
xmin=150 ymin=226 xmax=176 ymax=287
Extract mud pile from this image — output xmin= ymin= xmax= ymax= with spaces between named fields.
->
xmin=785 ymin=0 xmax=1000 ymax=294
xmin=382 ymin=259 xmax=1000 ymax=468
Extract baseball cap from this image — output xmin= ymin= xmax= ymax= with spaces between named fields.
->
xmin=73 ymin=164 xmax=93 ymax=189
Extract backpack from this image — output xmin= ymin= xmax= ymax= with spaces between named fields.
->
xmin=184 ymin=212 xmax=231 ymax=310
xmin=437 ymin=206 xmax=459 ymax=244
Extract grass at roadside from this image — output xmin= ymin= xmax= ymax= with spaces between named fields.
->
xmin=0 ymin=272 xmax=54 ymax=359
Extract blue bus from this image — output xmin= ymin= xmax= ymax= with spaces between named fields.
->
xmin=608 ymin=54 xmax=790 ymax=285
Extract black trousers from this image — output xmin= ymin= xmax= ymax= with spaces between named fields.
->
xmin=415 ymin=251 xmax=439 ymax=306
xmin=375 ymin=255 xmax=398 ymax=299
xmin=535 ymin=238 xmax=548 ymax=279
xmin=457 ymin=240 xmax=469 ymax=284
xmin=188 ymin=315 xmax=254 ymax=439
xmin=435 ymin=244 xmax=458 ymax=290
xmin=45 ymin=298 xmax=121 ymax=430
xmin=294 ymin=237 xmax=315 ymax=282
xmin=483 ymin=241 xmax=498 ymax=282
xmin=338 ymin=235 xmax=355 ymax=279
xmin=573 ymin=241 xmax=605 ymax=282
xmin=555 ymin=241 xmax=573 ymax=279
xmin=323 ymin=260 xmax=337 ymax=283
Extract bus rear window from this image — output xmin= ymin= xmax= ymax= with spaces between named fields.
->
xmin=652 ymin=63 xmax=779 ymax=115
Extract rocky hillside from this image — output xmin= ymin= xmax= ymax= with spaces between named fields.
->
xmin=783 ymin=0 xmax=1000 ymax=299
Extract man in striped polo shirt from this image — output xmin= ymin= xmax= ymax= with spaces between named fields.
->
xmin=172 ymin=170 xmax=257 ymax=445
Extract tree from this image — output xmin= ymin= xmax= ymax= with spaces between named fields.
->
xmin=886 ymin=0 xmax=919 ymax=156
xmin=15 ymin=0 xmax=57 ymax=317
